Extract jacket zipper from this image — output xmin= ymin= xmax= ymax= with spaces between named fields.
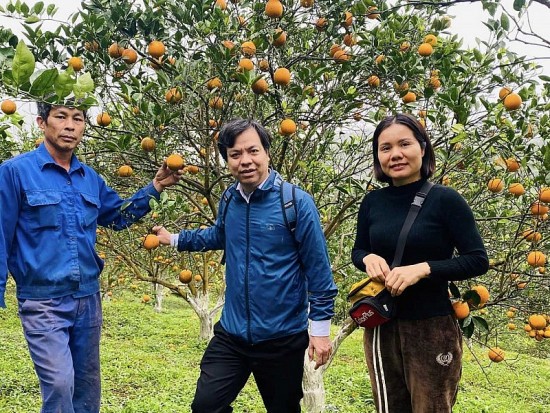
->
xmin=245 ymin=201 xmax=252 ymax=344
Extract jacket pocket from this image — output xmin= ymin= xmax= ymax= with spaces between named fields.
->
xmin=24 ymin=191 xmax=62 ymax=230
xmin=80 ymin=192 xmax=100 ymax=227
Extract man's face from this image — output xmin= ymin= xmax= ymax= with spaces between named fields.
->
xmin=37 ymin=106 xmax=85 ymax=155
xmin=226 ymin=127 xmax=270 ymax=193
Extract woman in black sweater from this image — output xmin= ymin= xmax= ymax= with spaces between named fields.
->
xmin=351 ymin=114 xmax=489 ymax=413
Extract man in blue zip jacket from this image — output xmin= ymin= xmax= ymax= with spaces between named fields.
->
xmin=154 ymin=118 xmax=338 ymax=412
xmin=0 ymin=102 xmax=183 ymax=413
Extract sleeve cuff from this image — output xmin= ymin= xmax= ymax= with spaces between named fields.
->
xmin=170 ymin=234 xmax=179 ymax=247
xmin=310 ymin=319 xmax=331 ymax=336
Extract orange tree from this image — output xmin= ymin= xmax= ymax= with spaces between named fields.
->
xmin=1 ymin=0 xmax=549 ymax=409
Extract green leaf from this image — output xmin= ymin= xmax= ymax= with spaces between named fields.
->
xmin=500 ymin=13 xmax=509 ymax=31
xmin=513 ymin=0 xmax=525 ymax=11
xmin=24 ymin=15 xmax=40 ymax=24
xmin=32 ymin=1 xmax=44 ymax=14
xmin=448 ymin=282 xmax=461 ymax=299
xmin=29 ymin=68 xmax=58 ymax=96
xmin=73 ymin=72 xmax=94 ymax=98
xmin=54 ymin=70 xmax=75 ymax=99
xmin=472 ymin=316 xmax=489 ymax=333
xmin=12 ymin=41 xmax=36 ymax=87
xmin=539 ymin=75 xmax=550 ymax=82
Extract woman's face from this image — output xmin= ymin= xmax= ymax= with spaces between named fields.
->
xmin=377 ymin=123 xmax=425 ymax=186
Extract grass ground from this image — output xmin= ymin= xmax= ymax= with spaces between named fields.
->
xmin=1 ymin=285 xmax=549 ymax=412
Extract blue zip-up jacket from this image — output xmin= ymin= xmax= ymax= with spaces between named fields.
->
xmin=177 ymin=170 xmax=337 ymax=344
xmin=0 ymin=144 xmax=161 ymax=307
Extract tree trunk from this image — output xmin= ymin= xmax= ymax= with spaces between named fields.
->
xmin=154 ymin=282 xmax=164 ymax=313
xmin=301 ymin=317 xmax=358 ymax=412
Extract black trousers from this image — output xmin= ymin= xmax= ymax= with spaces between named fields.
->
xmin=191 ymin=322 xmax=309 ymax=413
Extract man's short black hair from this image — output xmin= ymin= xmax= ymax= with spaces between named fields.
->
xmin=217 ymin=119 xmax=271 ymax=162
xmin=36 ymin=101 xmax=87 ymax=122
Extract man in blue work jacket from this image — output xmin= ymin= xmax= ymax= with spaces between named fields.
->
xmin=0 ymin=102 xmax=183 ymax=413
xmin=154 ymin=118 xmax=338 ymax=412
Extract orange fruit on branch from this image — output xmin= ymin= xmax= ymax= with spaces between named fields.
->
xmin=118 ymin=165 xmax=133 ymax=177
xmin=527 ymin=251 xmax=546 ymax=267
xmin=503 ymin=93 xmax=522 ymax=111
xmin=452 ymin=301 xmax=470 ymax=320
xmin=488 ymin=347 xmax=504 ymax=363
xmin=143 ymin=234 xmax=160 ymax=250
xmin=166 ymin=154 xmax=185 ymax=171
xmin=273 ymin=67 xmax=291 ymax=86
xmin=1 ymin=99 xmax=16 ymax=114
xmin=487 ymin=178 xmax=504 ymax=193
xmin=68 ymin=56 xmax=84 ymax=71
xmin=148 ymin=40 xmax=165 ymax=58
xmin=280 ymin=119 xmax=297 ymax=136
xmin=140 ymin=137 xmax=156 ymax=152
xmin=265 ymin=0 xmax=283 ymax=18
xmin=418 ymin=43 xmax=433 ymax=56
xmin=121 ymin=48 xmax=138 ymax=64
xmin=96 ymin=112 xmax=111 ymax=127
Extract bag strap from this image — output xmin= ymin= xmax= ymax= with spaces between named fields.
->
xmin=280 ymin=181 xmax=297 ymax=233
xmin=391 ymin=181 xmax=434 ymax=268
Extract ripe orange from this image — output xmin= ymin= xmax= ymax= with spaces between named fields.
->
xmin=241 ymin=41 xmax=256 ymax=56
xmin=165 ymin=87 xmax=182 ymax=103
xmin=470 ymin=285 xmax=490 ymax=307
xmin=424 ymin=34 xmax=438 ymax=46
xmin=272 ymin=28 xmax=287 ymax=47
xmin=498 ymin=86 xmax=511 ymax=100
xmin=343 ymin=33 xmax=356 ymax=47
xmin=108 ymin=42 xmax=124 ymax=58
xmin=418 ymin=43 xmax=434 ymax=56
xmin=179 ymin=269 xmax=193 ymax=284
xmin=428 ymin=77 xmax=441 ymax=89
xmin=528 ymin=314 xmax=547 ymax=330
xmin=503 ymin=93 xmax=522 ymax=111
xmin=187 ymin=165 xmax=200 ymax=174
xmin=522 ymin=229 xmax=542 ymax=243
xmin=258 ymin=59 xmax=270 ymax=72
xmin=399 ymin=41 xmax=411 ymax=52
xmin=375 ymin=54 xmax=385 ymax=64
xmin=508 ymin=183 xmax=525 ymax=196
xmin=142 ymin=294 xmax=151 ymax=303
xmin=506 ymin=311 xmax=515 ymax=318
xmin=148 ymin=40 xmax=165 ymax=58
xmin=488 ymin=347 xmax=505 ymax=363
xmin=527 ymin=251 xmax=546 ymax=267
xmin=140 ymin=137 xmax=156 ymax=152
xmin=96 ymin=112 xmax=111 ymax=127
xmin=222 ymin=40 xmax=235 ymax=50
xmin=329 ymin=44 xmax=342 ymax=57
xmin=343 ymin=11 xmax=353 ymax=27
xmin=215 ymin=0 xmax=226 ymax=9
xmin=402 ymin=91 xmax=417 ymax=104
xmin=367 ymin=6 xmax=379 ymax=19
xmin=84 ymin=40 xmax=99 ymax=52
xmin=265 ymin=0 xmax=283 ymax=18
xmin=194 ymin=274 xmax=203 ymax=282
xmin=333 ymin=50 xmax=349 ymax=63
xmin=206 ymin=77 xmax=222 ymax=90
xmin=209 ymin=96 xmax=223 ymax=110
xmin=118 ymin=165 xmax=133 ymax=177
xmin=280 ymin=119 xmax=297 ymax=136
xmin=300 ymin=0 xmax=314 ymax=7
xmin=238 ymin=58 xmax=254 ymax=71
xmin=166 ymin=153 xmax=185 ymax=171
xmin=507 ymin=323 xmax=516 ymax=330
xmin=1 ymin=99 xmax=17 ymax=114
xmin=538 ymin=187 xmax=550 ymax=203
xmin=274 ymin=67 xmax=291 ymax=86
xmin=367 ymin=75 xmax=380 ymax=87
xmin=143 ymin=234 xmax=160 ymax=250
xmin=121 ymin=48 xmax=138 ymax=64
xmin=418 ymin=110 xmax=427 ymax=118
xmin=531 ymin=201 xmax=549 ymax=216
xmin=487 ymin=178 xmax=504 ymax=193
xmin=452 ymin=301 xmax=470 ymax=320
xmin=68 ymin=56 xmax=84 ymax=71
xmin=315 ymin=17 xmax=327 ymax=31
xmin=251 ymin=78 xmax=269 ymax=94
xmin=504 ymin=157 xmax=520 ymax=172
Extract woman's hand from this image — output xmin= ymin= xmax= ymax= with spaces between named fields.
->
xmin=385 ymin=262 xmax=431 ymax=296
xmin=363 ymin=254 xmax=391 ymax=283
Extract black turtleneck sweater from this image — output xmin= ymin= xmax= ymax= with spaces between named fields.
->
xmin=351 ymin=179 xmax=489 ymax=320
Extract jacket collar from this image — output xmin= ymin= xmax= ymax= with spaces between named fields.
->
xmin=35 ymin=143 xmax=86 ymax=175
